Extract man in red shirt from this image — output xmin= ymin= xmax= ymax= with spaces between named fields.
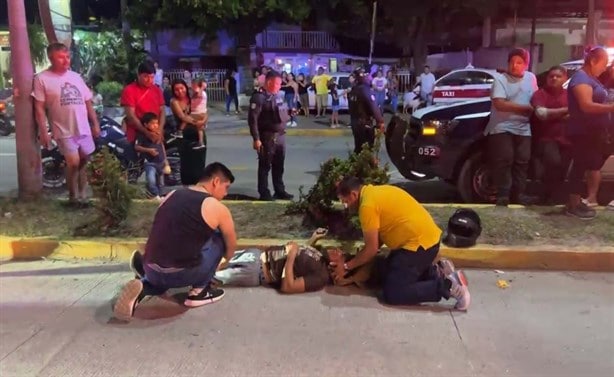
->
xmin=120 ymin=61 xmax=165 ymax=143
xmin=530 ymin=65 xmax=570 ymax=204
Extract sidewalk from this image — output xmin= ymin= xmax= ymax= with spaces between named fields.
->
xmin=1 ymin=260 xmax=612 ymax=376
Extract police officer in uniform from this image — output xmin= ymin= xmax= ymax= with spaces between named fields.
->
xmin=248 ymin=70 xmax=295 ymax=201
xmin=347 ymin=67 xmax=385 ymax=154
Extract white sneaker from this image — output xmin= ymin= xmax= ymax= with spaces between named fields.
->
xmin=436 ymin=258 xmax=456 ymax=279
xmin=286 ymin=121 xmax=292 ymax=127
xmin=607 ymin=200 xmax=614 ymax=211
xmin=448 ymin=270 xmax=470 ymax=311
xmin=291 ymin=121 xmax=298 ymax=127
xmin=581 ymin=198 xmax=598 ymax=208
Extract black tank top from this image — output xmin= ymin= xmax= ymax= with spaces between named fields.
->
xmin=144 ymin=189 xmax=215 ymax=268
xmin=282 ymin=82 xmax=295 ymax=96
xmin=298 ymin=82 xmax=308 ymax=95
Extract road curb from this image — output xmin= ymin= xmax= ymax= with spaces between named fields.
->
xmin=1 ymin=236 xmax=612 ymax=272
xmin=232 ymin=127 xmax=352 ymax=137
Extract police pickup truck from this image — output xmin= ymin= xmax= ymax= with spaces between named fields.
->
xmin=385 ymin=97 xmax=614 ymax=203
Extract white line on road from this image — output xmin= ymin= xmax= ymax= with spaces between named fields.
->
xmin=0 ymin=153 xmax=16 ymax=157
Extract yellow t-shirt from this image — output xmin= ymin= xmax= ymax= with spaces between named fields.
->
xmin=312 ymin=74 xmax=332 ymax=95
xmin=358 ymin=184 xmax=442 ymax=251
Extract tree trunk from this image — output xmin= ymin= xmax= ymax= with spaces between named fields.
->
xmin=586 ymin=0 xmax=596 ymax=46
xmin=8 ymin=0 xmax=42 ymax=200
xmin=37 ymin=0 xmax=55 ymax=43
xmin=120 ymin=0 xmax=133 ymax=55
xmin=411 ymin=21 xmax=429 ymax=74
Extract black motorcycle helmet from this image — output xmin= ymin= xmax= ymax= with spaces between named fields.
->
xmin=442 ymin=208 xmax=482 ymax=248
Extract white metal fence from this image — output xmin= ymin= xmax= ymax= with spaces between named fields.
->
xmin=166 ymin=69 xmax=228 ymax=102
xmin=396 ymin=72 xmax=413 ymax=92
xmin=257 ymin=31 xmax=339 ymax=51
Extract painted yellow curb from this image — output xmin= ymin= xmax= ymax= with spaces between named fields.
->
xmin=235 ymin=127 xmax=351 ymax=137
xmin=1 ymin=236 xmax=612 ymax=272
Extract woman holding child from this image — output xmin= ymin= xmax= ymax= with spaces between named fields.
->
xmin=169 ymin=79 xmax=209 ymax=185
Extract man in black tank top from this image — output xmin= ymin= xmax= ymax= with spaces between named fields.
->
xmin=113 ymin=162 xmax=238 ymax=322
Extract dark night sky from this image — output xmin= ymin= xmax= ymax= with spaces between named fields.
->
xmin=0 ymin=0 xmax=121 ymax=26
xmin=1 ymin=1 xmax=611 ymax=31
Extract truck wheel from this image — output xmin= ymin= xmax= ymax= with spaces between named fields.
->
xmin=457 ymin=152 xmax=496 ymax=203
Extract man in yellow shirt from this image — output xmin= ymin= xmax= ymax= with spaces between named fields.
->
xmin=333 ymin=177 xmax=471 ymax=310
xmin=311 ymin=67 xmax=332 ymax=117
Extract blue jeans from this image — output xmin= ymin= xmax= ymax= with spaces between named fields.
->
xmin=420 ymin=92 xmax=433 ymax=106
xmin=382 ymin=243 xmax=450 ymax=306
xmin=141 ymin=232 xmax=226 ymax=296
xmin=375 ymin=91 xmax=386 ymax=111
xmin=390 ymin=94 xmax=398 ymax=113
xmin=215 ymin=248 xmax=263 ymax=287
xmin=285 ymin=93 xmax=296 ymax=122
xmin=225 ymin=93 xmax=239 ymax=113
xmin=144 ymin=162 xmax=163 ymax=197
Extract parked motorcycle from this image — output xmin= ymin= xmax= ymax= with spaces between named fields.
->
xmin=0 ymin=97 xmax=15 ymax=137
xmin=41 ymin=116 xmax=182 ymax=188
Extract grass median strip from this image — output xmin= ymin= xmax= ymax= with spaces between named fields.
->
xmin=0 ymin=198 xmax=613 ymax=247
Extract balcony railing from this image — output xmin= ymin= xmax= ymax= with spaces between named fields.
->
xmin=257 ymin=31 xmax=339 ymax=51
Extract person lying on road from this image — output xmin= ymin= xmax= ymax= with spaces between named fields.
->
xmin=131 ymin=228 xmax=457 ymax=295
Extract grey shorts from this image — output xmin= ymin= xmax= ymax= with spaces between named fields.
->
xmin=214 ymin=248 xmax=264 ymax=287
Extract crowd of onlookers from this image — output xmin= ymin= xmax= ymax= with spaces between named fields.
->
xmin=485 ymin=46 xmax=613 ymax=218
xmin=33 ymin=40 xmax=612 ymax=215
xmin=249 ymin=64 xmax=436 ymax=128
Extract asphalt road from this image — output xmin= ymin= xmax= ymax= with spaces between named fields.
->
xmin=0 ymin=127 xmax=459 ymax=202
xmin=0 ymin=260 xmax=612 ymax=376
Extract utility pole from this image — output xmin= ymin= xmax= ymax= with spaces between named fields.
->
xmin=8 ymin=0 xmax=42 ymax=200
xmin=529 ymin=0 xmax=539 ymax=72
xmin=586 ymin=0 xmax=596 ymax=46
xmin=369 ymin=1 xmax=377 ymax=65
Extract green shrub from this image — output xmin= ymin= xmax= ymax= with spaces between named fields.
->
xmin=286 ymin=133 xmax=389 ymax=238
xmin=96 ymin=81 xmax=124 ymax=107
xmin=78 ymin=147 xmax=139 ymax=235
